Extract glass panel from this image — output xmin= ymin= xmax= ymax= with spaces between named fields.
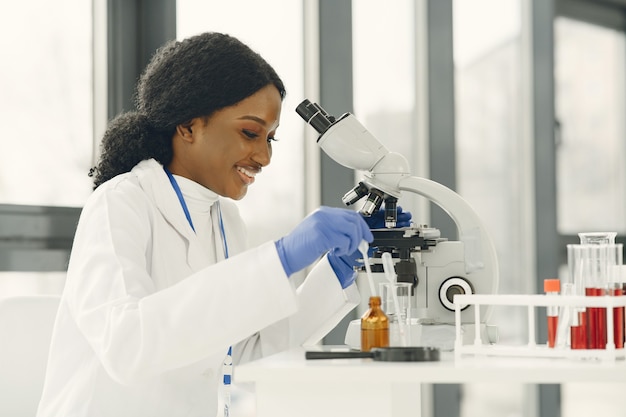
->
xmin=0 ymin=0 xmax=93 ymax=206
xmin=555 ymin=17 xmax=626 ymax=234
xmin=353 ymin=1 xmax=414 ymax=119
xmin=454 ymin=0 xmax=524 ymax=338
xmin=454 ymin=1 xmax=525 ymax=416
xmin=352 ymin=0 xmax=416 ymax=212
xmin=176 ymin=0 xmax=304 ymax=248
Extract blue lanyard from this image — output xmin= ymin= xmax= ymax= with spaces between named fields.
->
xmin=164 ymin=167 xmax=229 ymax=259
xmin=164 ymin=167 xmax=195 ymax=233
xmin=163 ymin=166 xmax=232 ymax=414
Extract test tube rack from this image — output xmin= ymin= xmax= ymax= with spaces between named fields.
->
xmin=453 ymin=293 xmax=626 ymax=361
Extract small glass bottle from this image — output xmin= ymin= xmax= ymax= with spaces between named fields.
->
xmin=361 ymin=296 xmax=389 ymax=352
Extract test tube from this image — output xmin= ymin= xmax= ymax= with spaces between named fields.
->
xmin=607 ymin=246 xmax=624 ymax=349
xmin=577 ymin=233 xmax=620 ymax=350
xmin=567 ymin=244 xmax=587 ymax=349
xmin=584 ymin=244 xmax=607 ymax=349
xmin=544 ymin=279 xmax=560 ymax=348
xmin=578 ymin=234 xmax=610 ymax=349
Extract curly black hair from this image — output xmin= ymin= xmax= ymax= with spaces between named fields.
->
xmin=89 ymin=32 xmax=286 ymax=189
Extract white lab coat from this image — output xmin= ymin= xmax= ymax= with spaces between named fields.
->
xmin=36 ymin=158 xmax=360 ymax=417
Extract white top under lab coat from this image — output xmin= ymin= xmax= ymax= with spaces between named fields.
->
xmin=36 ymin=159 xmax=360 ymax=417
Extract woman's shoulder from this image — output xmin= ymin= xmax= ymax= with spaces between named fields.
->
xmin=83 ymin=162 xmax=156 ymax=217
xmin=93 ymin=159 xmax=163 ymax=199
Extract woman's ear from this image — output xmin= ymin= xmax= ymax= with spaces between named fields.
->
xmin=175 ymin=120 xmax=195 ymax=143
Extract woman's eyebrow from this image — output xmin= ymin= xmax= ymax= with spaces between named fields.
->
xmin=238 ymin=115 xmax=280 ymax=131
xmin=238 ymin=115 xmax=267 ymax=125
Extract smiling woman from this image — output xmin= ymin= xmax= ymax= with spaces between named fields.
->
xmin=167 ymin=85 xmax=282 ymax=200
xmin=36 ymin=31 xmax=375 ymax=417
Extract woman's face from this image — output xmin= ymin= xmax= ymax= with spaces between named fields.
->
xmin=169 ymin=84 xmax=282 ymax=200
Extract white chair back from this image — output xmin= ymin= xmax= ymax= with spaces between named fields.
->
xmin=0 ymin=295 xmax=60 ymax=417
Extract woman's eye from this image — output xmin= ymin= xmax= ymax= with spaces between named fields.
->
xmin=243 ymin=129 xmax=278 ymax=143
xmin=242 ymin=129 xmax=258 ymax=139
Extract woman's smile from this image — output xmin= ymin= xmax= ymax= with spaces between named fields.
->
xmin=236 ymin=165 xmax=260 ymax=185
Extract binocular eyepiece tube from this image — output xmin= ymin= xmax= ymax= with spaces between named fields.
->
xmin=296 ymin=99 xmax=336 ymax=135
xmin=296 ymin=99 xmax=398 ymax=228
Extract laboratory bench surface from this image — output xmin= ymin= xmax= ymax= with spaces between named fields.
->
xmin=236 ymin=346 xmax=626 ymax=417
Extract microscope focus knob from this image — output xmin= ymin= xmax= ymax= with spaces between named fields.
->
xmin=439 ymin=277 xmax=474 ymax=311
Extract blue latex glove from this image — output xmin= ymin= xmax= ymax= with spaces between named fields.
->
xmin=327 ymin=249 xmax=365 ymax=289
xmin=327 ymin=206 xmax=412 ymax=288
xmin=275 ymin=206 xmax=373 ymax=278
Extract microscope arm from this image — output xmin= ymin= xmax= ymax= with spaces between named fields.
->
xmin=399 ymin=176 xmax=499 ymax=295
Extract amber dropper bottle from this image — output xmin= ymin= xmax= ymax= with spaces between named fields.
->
xmin=361 ymin=296 xmax=389 ymax=352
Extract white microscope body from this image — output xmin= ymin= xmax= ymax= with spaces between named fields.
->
xmin=296 ymin=100 xmax=499 ymax=350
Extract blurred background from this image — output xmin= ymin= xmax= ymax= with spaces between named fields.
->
xmin=1 ymin=0 xmax=626 ymax=416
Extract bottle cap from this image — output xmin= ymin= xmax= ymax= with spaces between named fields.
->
xmin=368 ymin=296 xmax=382 ymax=306
xmin=543 ymin=278 xmax=560 ymax=293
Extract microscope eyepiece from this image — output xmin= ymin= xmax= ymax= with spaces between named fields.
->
xmin=296 ymin=99 xmax=336 ymax=135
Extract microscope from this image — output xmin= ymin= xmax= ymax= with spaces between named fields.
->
xmin=296 ymin=100 xmax=499 ymax=350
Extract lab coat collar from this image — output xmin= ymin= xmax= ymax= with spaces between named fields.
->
xmin=132 ymin=159 xmax=198 ymax=242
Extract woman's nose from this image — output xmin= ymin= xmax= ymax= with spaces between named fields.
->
xmin=253 ymin=140 xmax=272 ymax=167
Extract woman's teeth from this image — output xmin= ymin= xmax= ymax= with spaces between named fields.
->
xmin=237 ymin=166 xmax=256 ymax=178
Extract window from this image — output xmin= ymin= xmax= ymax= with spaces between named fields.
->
xmin=0 ymin=0 xmax=94 ymax=206
xmin=454 ymin=0 xmax=526 ymax=339
xmin=454 ymin=1 xmax=528 ymax=415
xmin=555 ymin=17 xmax=626 ymax=234
xmin=352 ymin=0 xmax=418 ymax=211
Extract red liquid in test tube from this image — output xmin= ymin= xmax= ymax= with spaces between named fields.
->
xmin=586 ymin=287 xmax=607 ymax=349
xmin=544 ymin=279 xmax=560 ymax=348
xmin=610 ymin=287 xmax=624 ymax=349
xmin=570 ymin=310 xmax=587 ymax=349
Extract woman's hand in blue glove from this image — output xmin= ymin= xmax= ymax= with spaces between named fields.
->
xmin=327 ymin=248 xmax=370 ymax=289
xmin=327 ymin=206 xmax=412 ymax=288
xmin=274 ymin=206 xmax=373 ymax=277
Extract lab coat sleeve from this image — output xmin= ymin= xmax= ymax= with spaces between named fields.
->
xmin=290 ymin=255 xmax=360 ymax=346
xmin=65 ymin=185 xmax=298 ymax=385
xmin=234 ymin=254 xmax=360 ymax=364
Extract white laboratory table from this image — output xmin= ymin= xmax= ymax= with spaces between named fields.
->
xmin=236 ymin=346 xmax=626 ymax=417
